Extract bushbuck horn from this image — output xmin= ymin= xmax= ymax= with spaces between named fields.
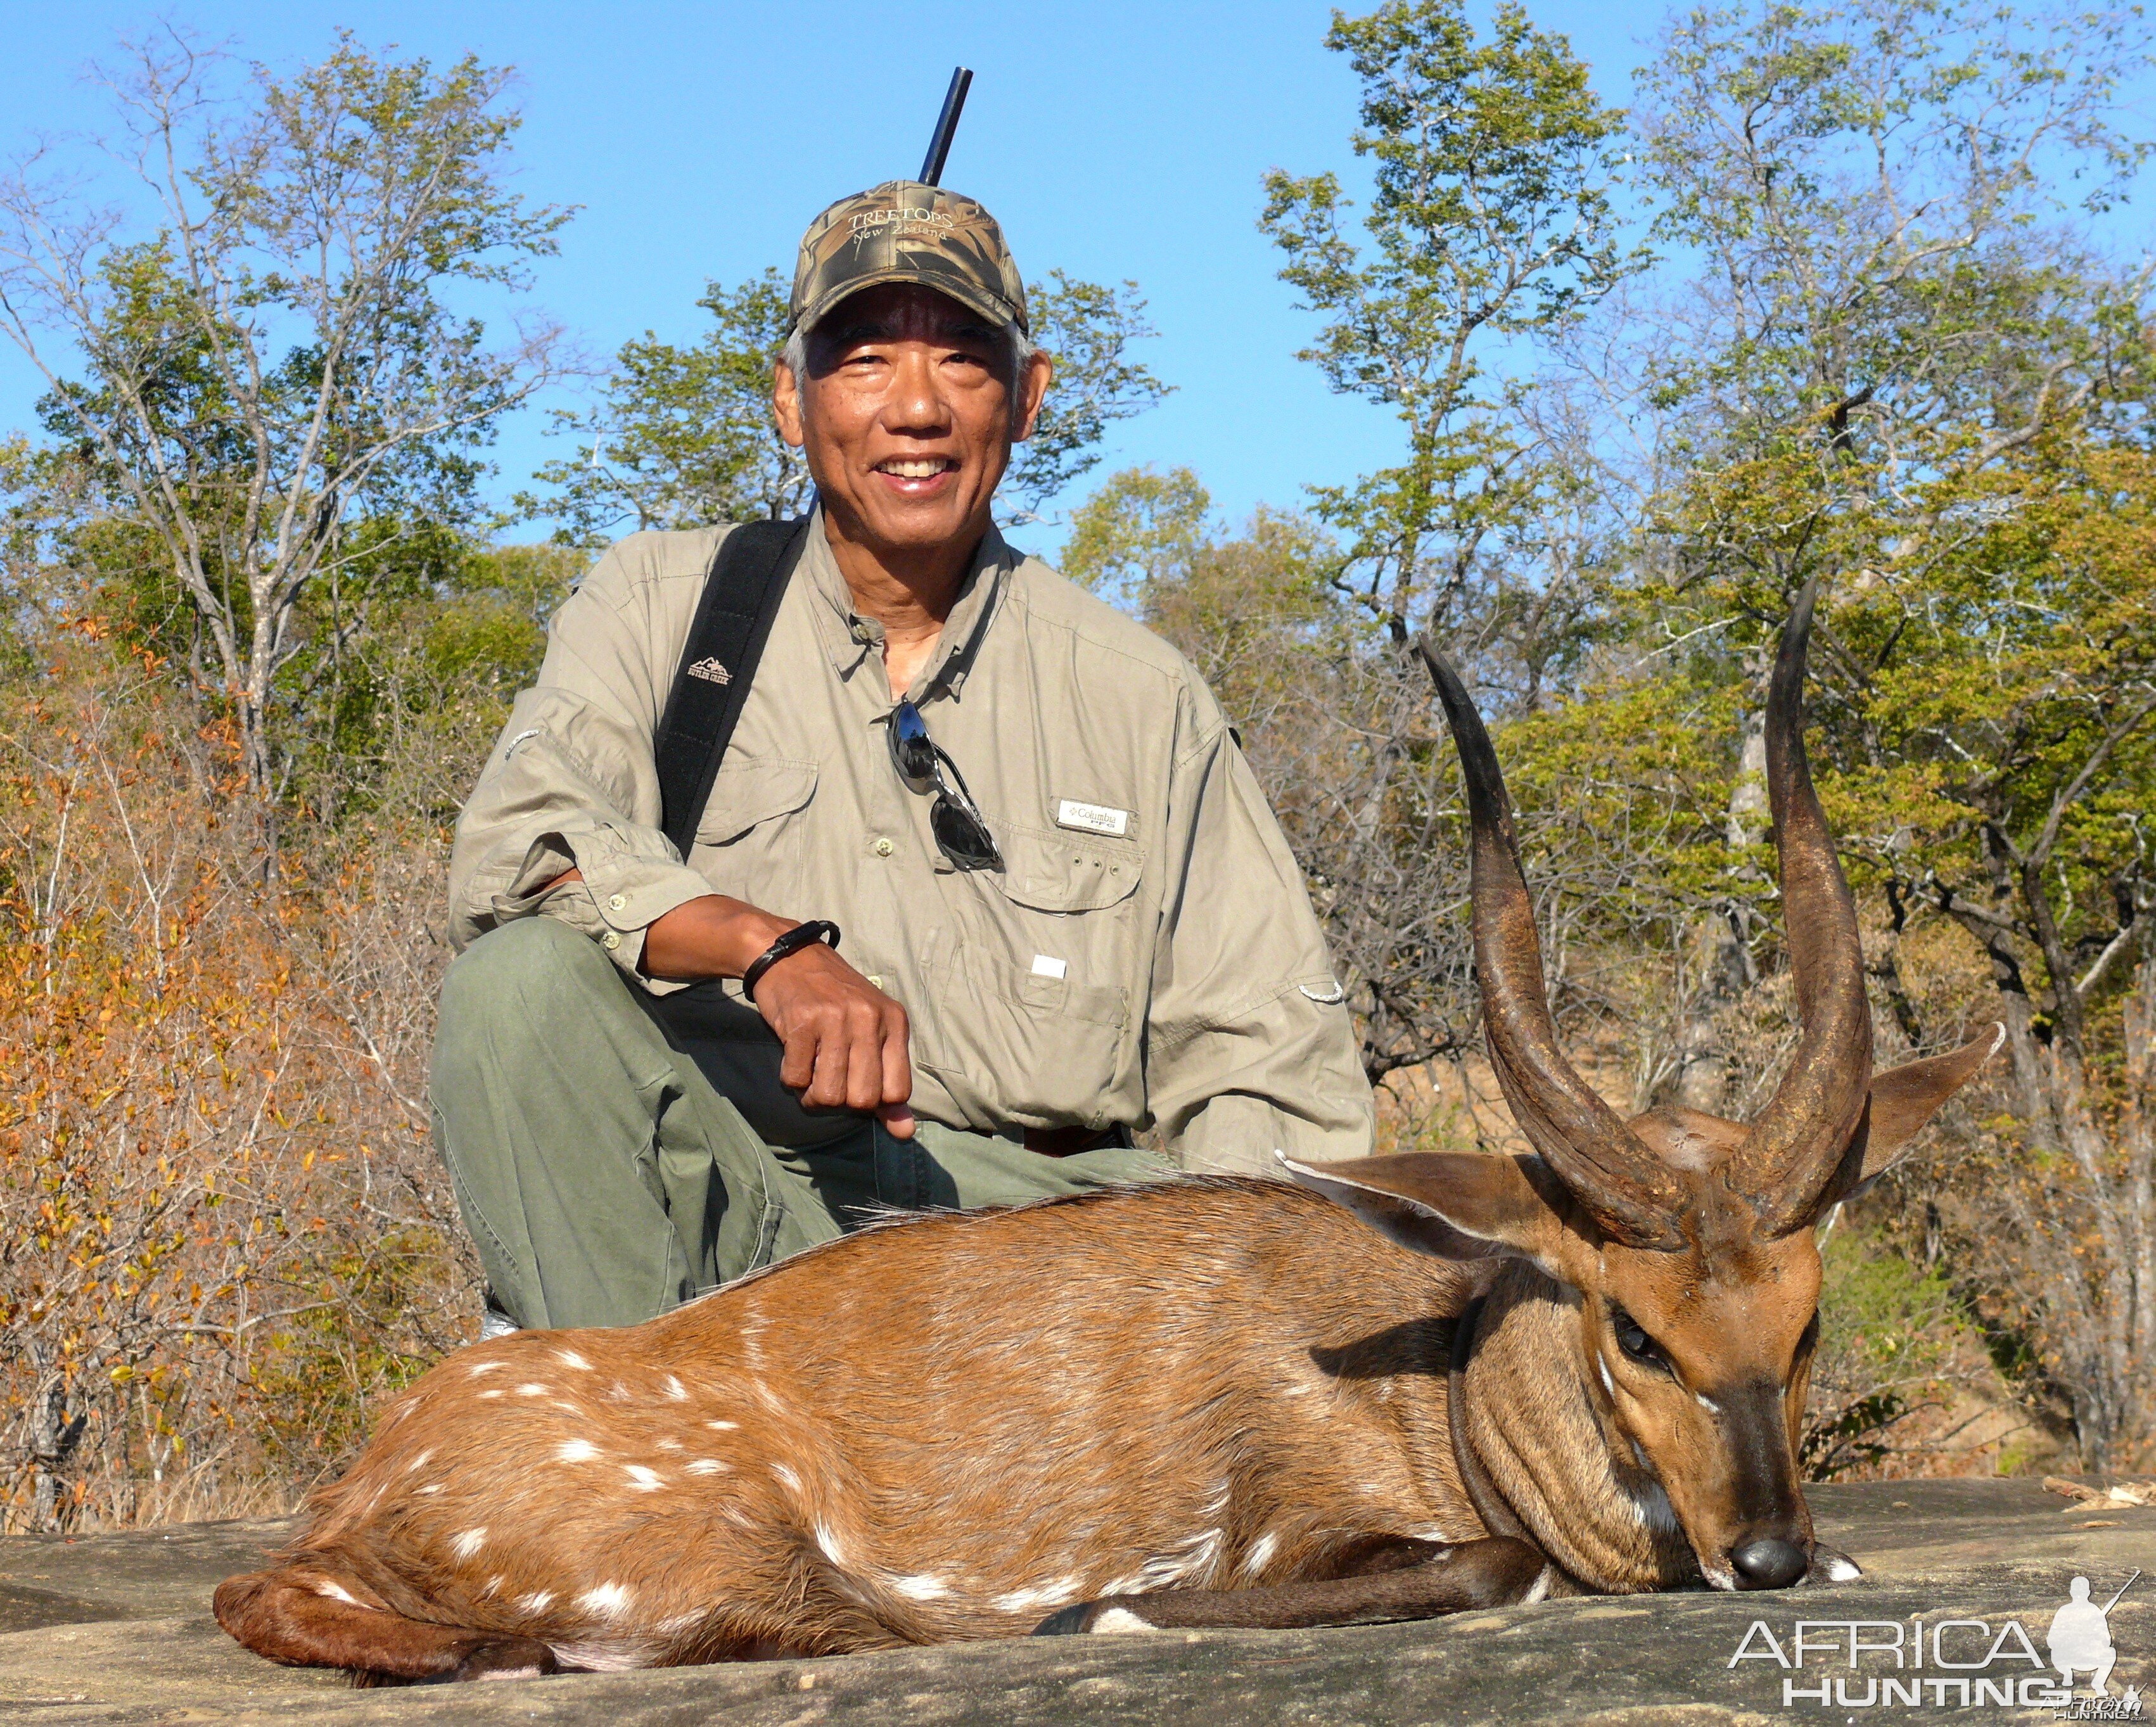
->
xmin=1735 ymin=578 xmax=1874 ymax=1234
xmin=1415 ymin=640 xmax=1685 ymax=1249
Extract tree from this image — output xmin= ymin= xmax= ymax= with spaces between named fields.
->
xmin=0 ymin=31 xmax=571 ymax=796
xmin=1616 ymin=0 xmax=2156 ymax=1464
xmin=525 ymin=269 xmax=1170 ymax=546
xmin=1260 ymin=0 xmax=1636 ymax=649
xmin=1820 ymin=442 xmax=2156 ymax=1468
xmin=518 ymin=269 xmax=809 ymax=544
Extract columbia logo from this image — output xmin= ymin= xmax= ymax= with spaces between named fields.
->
xmin=686 ymin=658 xmax=731 ymax=685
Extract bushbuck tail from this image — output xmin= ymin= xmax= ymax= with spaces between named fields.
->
xmin=215 ymin=582 xmax=1998 ymax=1683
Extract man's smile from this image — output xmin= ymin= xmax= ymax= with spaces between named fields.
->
xmin=872 ymin=454 xmax=960 ymax=495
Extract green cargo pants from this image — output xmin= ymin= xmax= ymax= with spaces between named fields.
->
xmin=428 ymin=917 xmax=1167 ymax=1330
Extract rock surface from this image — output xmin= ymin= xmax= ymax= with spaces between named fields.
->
xmin=1 ymin=1480 xmax=2149 ymax=1724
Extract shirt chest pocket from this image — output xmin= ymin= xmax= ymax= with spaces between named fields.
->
xmin=920 ymin=828 xmax=1146 ymax=1128
xmin=689 ymin=760 xmax=818 ymax=888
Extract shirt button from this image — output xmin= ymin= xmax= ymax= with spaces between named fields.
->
xmin=601 ymin=931 xmax=622 ymax=951
xmin=873 ymin=837 xmax=895 ymax=857
xmin=608 ymin=893 xmax=627 ymax=910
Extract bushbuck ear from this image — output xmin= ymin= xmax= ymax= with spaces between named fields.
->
xmin=1823 ymin=1024 xmax=2005 ymax=1209
xmin=1279 ymin=1152 xmax=1562 ymax=1266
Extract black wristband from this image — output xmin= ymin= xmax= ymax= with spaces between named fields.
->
xmin=740 ymin=919 xmax=840 ymax=1003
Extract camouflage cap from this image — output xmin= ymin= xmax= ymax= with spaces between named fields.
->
xmin=789 ymin=180 xmax=1028 ymax=339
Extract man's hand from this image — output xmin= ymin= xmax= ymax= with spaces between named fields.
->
xmin=748 ymin=943 xmax=915 ymax=1138
xmin=621 ymin=882 xmax=916 ymax=1138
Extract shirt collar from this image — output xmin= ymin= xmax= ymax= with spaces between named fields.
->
xmin=801 ymin=504 xmax=1013 ymax=699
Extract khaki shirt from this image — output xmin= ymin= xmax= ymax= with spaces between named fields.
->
xmin=446 ymin=513 xmax=1374 ymax=1175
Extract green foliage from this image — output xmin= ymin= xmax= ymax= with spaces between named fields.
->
xmin=520 ymin=269 xmax=810 ymax=545
xmin=1007 ymin=274 xmax=1173 ymax=518
xmin=1261 ymin=0 xmax=1638 ymax=640
xmin=1803 ymin=1226 xmax=1971 ymax=1478
xmin=0 ymin=31 xmax=571 ymax=791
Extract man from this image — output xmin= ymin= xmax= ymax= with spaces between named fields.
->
xmin=435 ymin=181 xmax=1374 ymax=1331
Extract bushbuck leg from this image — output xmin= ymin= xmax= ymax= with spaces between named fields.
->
xmin=1035 ymin=1536 xmax=1548 ymax=1635
xmin=214 ymin=1569 xmax=559 ymax=1685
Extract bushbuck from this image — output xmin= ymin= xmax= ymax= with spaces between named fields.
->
xmin=215 ymin=582 xmax=1998 ymax=1682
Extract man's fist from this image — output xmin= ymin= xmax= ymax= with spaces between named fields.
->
xmin=748 ymin=943 xmax=915 ymax=1137
xmin=633 ymin=888 xmax=916 ymax=1138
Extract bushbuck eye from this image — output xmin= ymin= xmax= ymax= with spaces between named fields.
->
xmin=1611 ymin=1308 xmax=1670 ymax=1373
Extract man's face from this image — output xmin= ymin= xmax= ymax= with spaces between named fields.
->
xmin=774 ymin=283 xmax=1051 ymax=559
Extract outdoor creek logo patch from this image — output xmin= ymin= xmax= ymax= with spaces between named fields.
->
xmin=1728 ymin=1571 xmax=2142 ymax=1714
xmin=685 ymin=657 xmax=731 ymax=685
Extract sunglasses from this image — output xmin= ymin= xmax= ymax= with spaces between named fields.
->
xmin=887 ymin=698 xmax=1002 ymax=872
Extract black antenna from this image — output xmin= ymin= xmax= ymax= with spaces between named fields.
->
xmin=919 ymin=67 xmax=973 ymax=186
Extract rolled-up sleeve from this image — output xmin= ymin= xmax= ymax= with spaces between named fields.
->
xmin=1145 ymin=718 xmax=1376 ymax=1176
xmin=446 ymin=535 xmax=720 ymax=993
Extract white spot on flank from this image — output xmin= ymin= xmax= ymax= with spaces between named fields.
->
xmin=1240 ymin=1532 xmax=1280 ymax=1579
xmin=664 ymin=1375 xmax=687 ymax=1401
xmin=415 ymin=1484 xmax=442 ymax=1496
xmin=814 ymin=1521 xmax=848 ymax=1567
xmin=468 ymin=1360 xmax=503 ymax=1375
xmin=556 ymin=1350 xmax=591 ymax=1370
xmin=404 ymin=1450 xmax=433 ymax=1474
xmin=891 ymin=1574 xmax=950 ymax=1601
xmin=772 ymin=1463 xmax=801 ymax=1493
xmin=556 ymin=1439 xmax=599 ymax=1463
xmin=706 ymin=1419 xmax=738 ymax=1431
xmin=578 ymin=1581 xmax=632 ymax=1617
xmin=1104 ymin=1527 xmax=1225 ymax=1595
xmin=624 ymin=1464 xmax=665 ymax=1491
xmin=518 ymin=1590 xmax=554 ymax=1614
xmin=994 ymin=1579 xmax=1081 ymax=1612
xmin=312 ymin=1580 xmax=364 ymax=1606
xmin=1521 ymin=1564 xmax=1555 ymax=1605
xmin=684 ymin=1458 xmax=730 ymax=1475
xmin=654 ymin=1437 xmax=682 ymax=1450
xmin=1090 ymin=1607 xmax=1158 ymax=1635
xmin=451 ymin=1529 xmax=487 ymax=1560
xmin=517 ymin=1383 xmax=548 ymax=1396
xmin=483 ymin=1574 xmax=504 ymax=1598
xmin=476 ymin=1388 xmax=504 ymax=1399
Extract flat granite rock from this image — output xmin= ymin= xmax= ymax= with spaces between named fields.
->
xmin=1 ymin=1481 xmax=2150 ymax=1725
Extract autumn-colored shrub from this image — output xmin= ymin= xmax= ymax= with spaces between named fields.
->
xmin=0 ymin=639 xmax=476 ymax=1531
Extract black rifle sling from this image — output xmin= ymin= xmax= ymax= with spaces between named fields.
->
xmin=654 ymin=518 xmax=812 ymax=859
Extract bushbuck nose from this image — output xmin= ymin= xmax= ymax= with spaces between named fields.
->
xmin=1730 ymin=1537 xmax=1808 ymax=1590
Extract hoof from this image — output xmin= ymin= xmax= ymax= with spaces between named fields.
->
xmin=1031 ymin=1600 xmax=1158 ymax=1636
xmin=1032 ymin=1602 xmax=1097 ymax=1636
xmin=1803 ymin=1543 xmax=1863 ymax=1586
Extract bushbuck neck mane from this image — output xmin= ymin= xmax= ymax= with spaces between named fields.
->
xmin=1456 ymin=1262 xmax=1700 ymax=1593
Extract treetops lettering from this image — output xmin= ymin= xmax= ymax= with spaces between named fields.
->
xmin=849 ymin=206 xmax=957 ymax=236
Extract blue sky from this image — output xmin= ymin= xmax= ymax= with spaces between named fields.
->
xmin=0 ymin=0 xmax=1668 ymax=558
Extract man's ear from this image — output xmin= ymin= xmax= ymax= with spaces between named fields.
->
xmin=1013 ymin=347 xmax=1052 ymax=443
xmin=1824 ymin=1024 xmax=2005 ymax=1208
xmin=772 ymin=360 xmax=806 ymax=449
xmin=1280 ymin=1152 xmax=1564 ymax=1268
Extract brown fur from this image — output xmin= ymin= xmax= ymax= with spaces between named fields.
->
xmin=219 ymin=1180 xmax=1532 ymax=1676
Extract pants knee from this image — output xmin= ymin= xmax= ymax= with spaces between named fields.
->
xmin=434 ymin=919 xmax=624 ymax=1081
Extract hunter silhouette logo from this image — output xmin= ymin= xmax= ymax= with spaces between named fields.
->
xmin=2050 ymin=1571 xmax=2139 ymax=1701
